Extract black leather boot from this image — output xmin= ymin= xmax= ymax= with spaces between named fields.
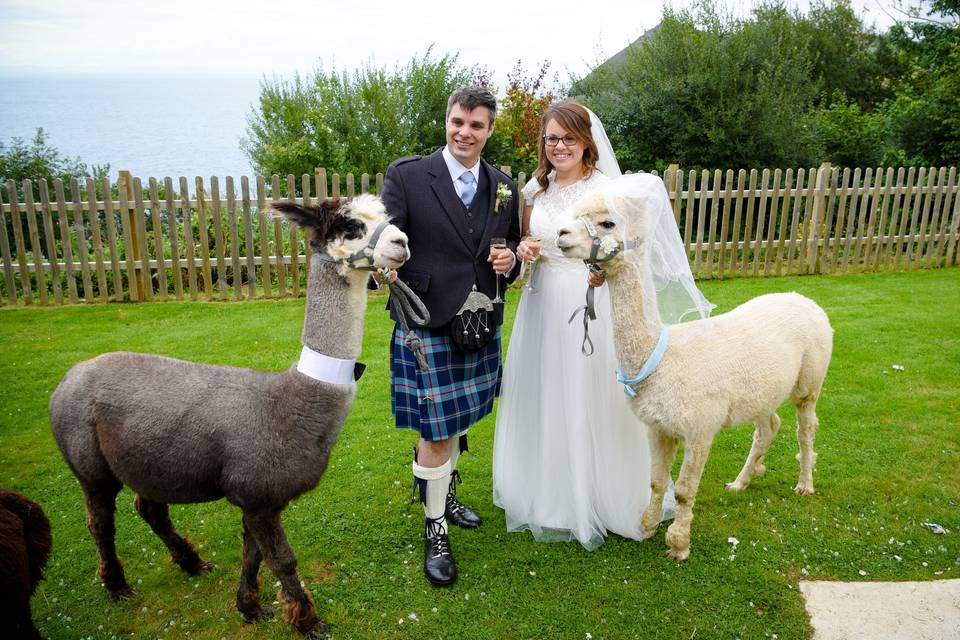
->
xmin=423 ymin=517 xmax=457 ymax=586
xmin=444 ymin=470 xmax=482 ymax=529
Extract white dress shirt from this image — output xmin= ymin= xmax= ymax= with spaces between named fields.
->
xmin=442 ymin=146 xmax=481 ymax=200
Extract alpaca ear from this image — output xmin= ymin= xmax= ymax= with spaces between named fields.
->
xmin=271 ymin=200 xmax=344 ymax=250
xmin=270 ymin=200 xmax=341 ymax=230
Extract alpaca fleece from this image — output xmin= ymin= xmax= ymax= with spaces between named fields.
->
xmin=49 ymin=194 xmax=409 ymax=638
xmin=559 ymin=179 xmax=833 ymax=561
xmin=0 ymin=488 xmax=52 ymax=640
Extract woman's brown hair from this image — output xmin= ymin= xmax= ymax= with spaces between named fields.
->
xmin=533 ymin=100 xmax=599 ymax=191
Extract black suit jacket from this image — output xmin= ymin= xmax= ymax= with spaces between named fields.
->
xmin=381 ymin=149 xmax=521 ymax=328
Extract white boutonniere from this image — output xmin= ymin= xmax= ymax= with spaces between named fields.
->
xmin=495 ymin=182 xmax=512 ymax=212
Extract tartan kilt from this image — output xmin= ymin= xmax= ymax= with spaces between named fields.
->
xmin=391 ymin=323 xmax=502 ymax=441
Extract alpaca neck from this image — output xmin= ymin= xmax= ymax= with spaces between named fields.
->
xmin=604 ymin=254 xmax=663 ymax=377
xmin=300 ymin=261 xmax=367 ymax=361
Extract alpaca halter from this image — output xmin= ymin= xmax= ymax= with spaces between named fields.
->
xmin=297 ymin=345 xmax=364 ymax=385
xmin=313 ymin=219 xmax=392 ymax=270
xmin=616 ymin=325 xmax=669 ymax=396
xmin=576 ymin=214 xmax=641 ymax=265
xmin=574 ymin=213 xmax=671 ymax=392
xmin=567 ymin=214 xmax=642 ymax=356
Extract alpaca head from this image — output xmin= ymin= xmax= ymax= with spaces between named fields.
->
xmin=559 ymin=174 xmax=714 ymax=325
xmin=556 ymin=173 xmax=670 ymax=267
xmin=272 ymin=194 xmax=409 ymax=272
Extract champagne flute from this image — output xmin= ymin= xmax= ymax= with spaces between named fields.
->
xmin=522 ymin=236 xmax=542 ymax=292
xmin=490 ymin=237 xmax=507 ymax=303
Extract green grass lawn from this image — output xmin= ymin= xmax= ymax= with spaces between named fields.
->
xmin=2 ymin=267 xmax=958 ymax=640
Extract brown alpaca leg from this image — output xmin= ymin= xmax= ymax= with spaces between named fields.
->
xmin=244 ymin=510 xmax=328 ymax=638
xmin=236 ymin=515 xmax=273 ymax=624
xmin=0 ymin=509 xmax=46 ymax=639
xmin=133 ymin=496 xmax=213 ymax=576
xmin=640 ymin=428 xmax=679 ymax=538
xmin=665 ymin=437 xmax=712 ymax=561
xmin=83 ymin=483 xmax=133 ymax=600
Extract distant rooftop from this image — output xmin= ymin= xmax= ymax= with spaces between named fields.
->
xmin=587 ymin=23 xmax=662 ymax=79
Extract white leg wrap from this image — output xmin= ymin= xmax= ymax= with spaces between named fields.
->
xmin=661 ymin=478 xmax=677 ymax=522
xmin=448 ymin=439 xmax=461 ymax=473
xmin=413 ymin=459 xmax=451 ymax=535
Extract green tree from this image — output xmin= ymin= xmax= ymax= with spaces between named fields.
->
xmin=403 ymin=51 xmax=478 ymax=157
xmin=0 ymin=128 xmax=109 ymax=198
xmin=242 ymin=49 xmax=477 ymax=180
xmin=1 ymin=129 xmax=111 ymax=297
xmin=573 ymin=1 xmax=822 ymax=171
xmin=801 ymin=0 xmax=904 ymax=110
xmin=882 ymin=0 xmax=960 ymax=165
xmin=572 ymin=0 xmax=952 ymax=169
xmin=484 ymin=61 xmax=558 ymax=175
xmin=242 ymin=74 xmax=342 ymax=181
xmin=810 ymin=91 xmax=889 ymax=166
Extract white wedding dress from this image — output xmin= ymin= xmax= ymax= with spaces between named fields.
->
xmin=493 ymin=171 xmax=669 ymax=550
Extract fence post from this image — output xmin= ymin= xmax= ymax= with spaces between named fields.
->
xmin=667 ymin=164 xmax=679 ymax=193
xmin=807 ymin=163 xmax=830 ymax=274
xmin=666 ymin=164 xmax=681 ymax=225
xmin=118 ymin=170 xmax=145 ymax=301
xmin=315 ymin=168 xmax=328 ymax=200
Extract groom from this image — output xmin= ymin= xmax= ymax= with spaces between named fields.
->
xmin=379 ymin=85 xmax=520 ymax=586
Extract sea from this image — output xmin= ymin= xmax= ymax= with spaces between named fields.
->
xmin=0 ymin=73 xmax=265 ymax=180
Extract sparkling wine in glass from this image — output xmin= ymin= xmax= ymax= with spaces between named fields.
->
xmin=522 ymin=237 xmax=542 ymax=292
xmin=490 ymin=237 xmax=507 ymax=303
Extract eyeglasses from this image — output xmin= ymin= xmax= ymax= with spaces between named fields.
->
xmin=543 ymin=134 xmax=580 ymax=147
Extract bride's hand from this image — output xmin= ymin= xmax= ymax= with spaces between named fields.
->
xmin=587 ymin=271 xmax=605 ymax=288
xmin=517 ymin=238 xmax=542 ymax=262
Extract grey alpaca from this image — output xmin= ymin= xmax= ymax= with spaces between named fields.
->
xmin=49 ymin=195 xmax=409 ymax=638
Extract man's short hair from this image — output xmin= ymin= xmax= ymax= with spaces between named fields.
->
xmin=446 ymin=85 xmax=497 ymax=127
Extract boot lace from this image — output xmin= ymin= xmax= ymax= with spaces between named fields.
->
xmin=446 ymin=469 xmax=462 ymax=503
xmin=425 ymin=517 xmax=450 ymax=558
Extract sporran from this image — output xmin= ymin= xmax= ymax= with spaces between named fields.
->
xmin=449 ymin=285 xmax=494 ymax=352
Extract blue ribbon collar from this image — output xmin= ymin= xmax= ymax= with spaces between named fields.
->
xmin=616 ymin=326 xmax=669 ymax=397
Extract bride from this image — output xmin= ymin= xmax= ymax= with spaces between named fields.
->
xmin=492 ymin=100 xmax=712 ymax=549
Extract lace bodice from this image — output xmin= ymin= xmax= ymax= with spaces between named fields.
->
xmin=523 ymin=171 xmax=610 ymax=268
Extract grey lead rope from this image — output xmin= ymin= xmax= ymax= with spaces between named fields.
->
xmin=566 ymin=214 xmax=634 ymax=358
xmin=568 ymin=284 xmax=597 ymax=356
xmin=567 ymin=263 xmax=606 ymax=357
xmin=386 ymin=276 xmax=431 ymax=372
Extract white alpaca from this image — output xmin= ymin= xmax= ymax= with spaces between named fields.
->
xmin=557 ymin=174 xmax=833 ymax=561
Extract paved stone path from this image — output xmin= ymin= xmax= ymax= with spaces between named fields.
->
xmin=800 ymin=579 xmax=960 ymax=639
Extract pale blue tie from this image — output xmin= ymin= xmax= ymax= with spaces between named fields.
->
xmin=459 ymin=171 xmax=476 ymax=208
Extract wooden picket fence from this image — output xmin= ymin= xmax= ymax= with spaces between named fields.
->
xmin=0 ymin=164 xmax=957 ymax=307
xmin=664 ymin=164 xmax=959 ymax=280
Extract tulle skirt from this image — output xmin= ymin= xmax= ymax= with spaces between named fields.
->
xmin=493 ymin=258 xmax=659 ymax=550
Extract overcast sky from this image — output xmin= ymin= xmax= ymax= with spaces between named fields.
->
xmin=0 ymin=0 xmax=899 ymax=83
